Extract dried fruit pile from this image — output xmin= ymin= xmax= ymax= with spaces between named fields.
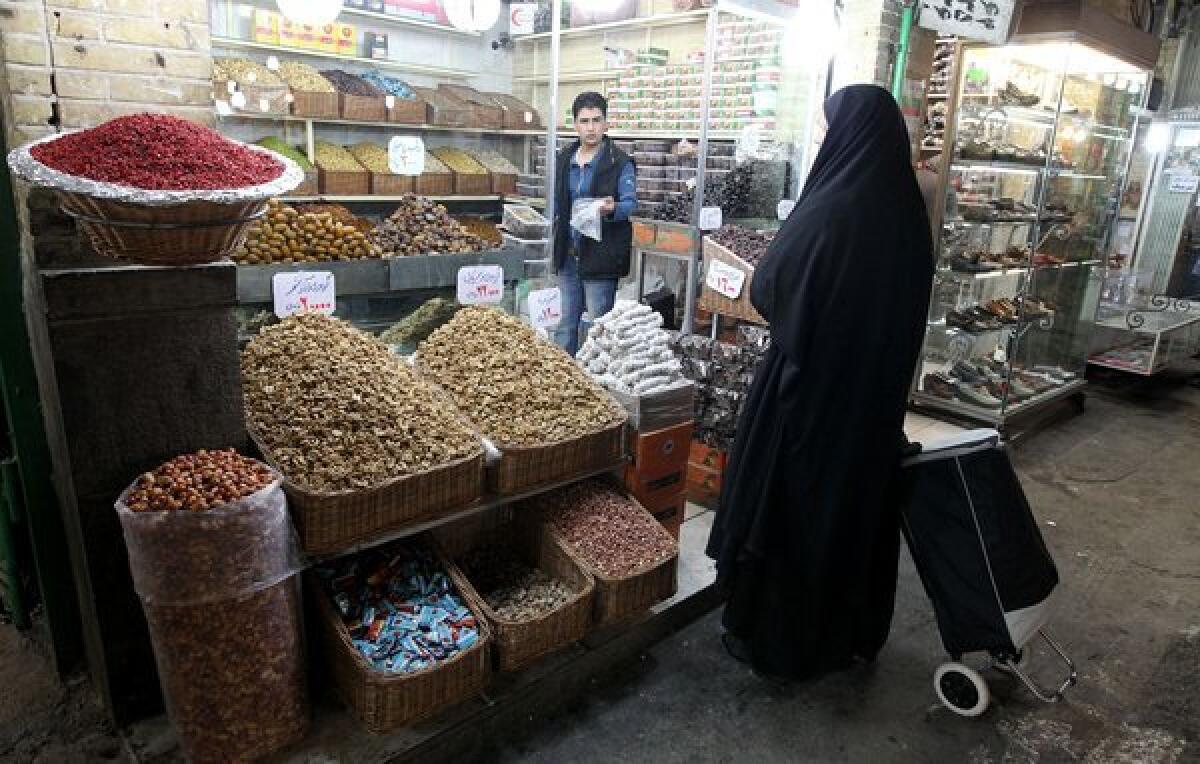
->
xmin=256 ymin=136 xmax=313 ymax=170
xmin=293 ymin=202 xmax=373 ymax=234
xmin=431 ymin=147 xmax=488 ymax=176
xmin=369 ymin=195 xmax=484 ymax=257
xmin=29 ymin=114 xmax=284 ymax=190
xmin=314 ymin=140 xmax=366 ymax=173
xmin=360 ymin=71 xmax=418 ymax=100
xmin=417 ymin=307 xmax=626 ymax=447
xmin=348 ymin=142 xmax=393 ymax=174
xmin=473 ymin=150 xmax=520 ymax=175
xmin=242 ymin=313 xmax=481 ymax=492
xmin=124 ymin=449 xmax=274 ymax=512
xmin=317 ymin=544 xmax=481 ymax=674
xmin=423 ymin=151 xmax=451 ymax=174
xmin=233 ymin=199 xmax=378 ymax=264
xmin=459 ymin=545 xmax=573 ymax=622
xmin=454 ymin=216 xmax=502 ymax=246
xmin=278 ymin=61 xmax=335 ymax=92
xmin=379 ymin=297 xmax=461 ymax=347
xmin=708 ymin=224 xmax=774 ymax=266
xmin=320 ymin=69 xmax=384 ymax=96
xmin=538 ymin=480 xmax=677 ymax=577
xmin=214 ymin=57 xmax=283 ymax=86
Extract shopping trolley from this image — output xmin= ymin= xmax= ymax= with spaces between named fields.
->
xmin=901 ymin=428 xmax=1077 ymax=716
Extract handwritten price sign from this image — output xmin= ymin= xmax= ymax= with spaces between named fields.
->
xmin=272 ymin=271 xmax=336 ymax=318
xmin=706 ymin=259 xmax=746 ymax=299
xmin=528 ymin=287 xmax=562 ymax=328
xmin=457 ymin=265 xmax=504 ymax=305
xmin=388 ymin=135 xmax=425 ymax=176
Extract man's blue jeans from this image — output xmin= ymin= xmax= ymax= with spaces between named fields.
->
xmin=553 ymin=253 xmax=617 ymax=356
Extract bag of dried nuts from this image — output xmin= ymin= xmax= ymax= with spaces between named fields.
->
xmin=115 ymin=449 xmax=308 ymax=763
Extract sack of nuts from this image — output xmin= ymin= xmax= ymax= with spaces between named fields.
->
xmin=115 ymin=449 xmax=308 ymax=762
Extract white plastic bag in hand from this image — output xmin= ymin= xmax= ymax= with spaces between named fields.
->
xmin=570 ymin=197 xmax=605 ymax=242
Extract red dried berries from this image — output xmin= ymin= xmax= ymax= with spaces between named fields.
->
xmin=126 ymin=448 xmax=275 ymax=512
xmin=30 ymin=114 xmax=284 ymax=191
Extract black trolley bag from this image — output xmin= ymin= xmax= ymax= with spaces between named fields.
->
xmin=901 ymin=428 xmax=1077 ymax=717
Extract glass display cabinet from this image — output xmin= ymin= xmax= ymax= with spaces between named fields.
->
xmin=1089 ymin=297 xmax=1200 ymax=374
xmin=914 ymin=32 xmax=1153 ymax=427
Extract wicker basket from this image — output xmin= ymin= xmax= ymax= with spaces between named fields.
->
xmin=488 ymin=419 xmax=626 ymax=496
xmin=490 ymin=172 xmax=517 ymax=195
xmin=217 ymin=81 xmax=290 ymax=115
xmin=438 ymin=85 xmax=504 ymax=129
xmin=413 ymin=86 xmax=471 ymax=127
xmin=309 ymin=552 xmax=493 ymax=734
xmin=452 ymin=173 xmax=492 ymax=196
xmin=548 ymin=495 xmax=679 ymax=626
xmin=370 ymin=172 xmax=414 ymax=195
xmin=416 ymin=172 xmax=454 ymax=196
xmin=294 ymin=170 xmax=319 ymax=196
xmin=319 ymin=169 xmax=370 ymax=196
xmin=57 ymin=191 xmax=268 ymax=265
xmin=434 ymin=512 xmax=595 ymax=672
xmin=291 ymin=90 xmax=340 ymax=118
xmin=250 ymin=430 xmax=484 ymax=555
xmin=386 ymin=94 xmax=426 ymax=125
xmin=697 ymin=237 xmax=765 ymax=324
xmin=340 ymin=93 xmax=386 ymax=122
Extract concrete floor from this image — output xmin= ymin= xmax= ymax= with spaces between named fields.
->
xmin=1 ymin=380 xmax=1198 ymax=763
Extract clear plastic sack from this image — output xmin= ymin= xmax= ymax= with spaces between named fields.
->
xmin=571 ymin=197 xmax=606 ymax=241
xmin=115 ymin=471 xmax=308 ymax=763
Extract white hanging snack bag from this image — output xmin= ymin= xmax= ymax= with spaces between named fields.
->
xmin=570 ymin=197 xmax=606 ymax=242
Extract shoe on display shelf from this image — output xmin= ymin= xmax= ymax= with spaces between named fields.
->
xmin=951 ymin=361 xmax=989 ymax=386
xmin=957 ymin=383 xmax=1003 ymax=408
xmin=998 ymin=82 xmax=1041 ymax=108
xmin=922 ymin=372 xmax=959 ymax=399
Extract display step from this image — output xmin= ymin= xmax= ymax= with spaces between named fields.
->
xmin=122 ymin=510 xmax=722 ymax=763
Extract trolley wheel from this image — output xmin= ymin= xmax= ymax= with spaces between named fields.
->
xmin=934 ymin=663 xmax=990 ymax=717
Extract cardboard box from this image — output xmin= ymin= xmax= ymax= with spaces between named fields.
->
xmin=686 ymin=462 xmax=721 ymax=508
xmin=628 ymin=421 xmax=692 ymax=481
xmin=688 ymin=441 xmax=726 ymax=471
xmin=645 ymin=494 xmax=685 ymax=540
xmin=625 ymin=465 xmax=686 ymax=509
xmin=609 ymin=382 xmax=694 ymax=434
xmin=335 ymin=23 xmax=357 ymax=56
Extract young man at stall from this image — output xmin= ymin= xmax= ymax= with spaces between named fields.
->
xmin=551 ymin=91 xmax=638 ymax=355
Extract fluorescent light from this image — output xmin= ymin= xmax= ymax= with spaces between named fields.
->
xmin=1145 ymin=122 xmax=1171 ymax=153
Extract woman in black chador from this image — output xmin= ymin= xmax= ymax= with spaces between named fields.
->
xmin=706 ymin=84 xmax=933 ymax=680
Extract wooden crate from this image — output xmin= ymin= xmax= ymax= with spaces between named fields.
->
xmin=697 ymin=236 xmax=765 ymax=324
xmin=415 ymin=172 xmax=454 ymax=196
xmin=490 ymin=172 xmax=517 ymax=195
xmin=413 ymin=86 xmax=471 ymax=127
xmin=291 ymin=90 xmax=339 ymax=118
xmin=370 ymin=173 xmax=413 ymax=195
xmin=628 ymin=421 xmax=693 ymax=482
xmin=438 ymin=85 xmax=504 ymax=129
xmin=386 ymin=92 xmax=426 ymax=124
xmin=319 ymin=169 xmax=369 ymax=196
xmin=487 ymin=92 xmax=542 ymax=129
xmin=340 ymin=93 xmax=386 ymax=122
xmin=452 ymin=173 xmax=492 ymax=196
xmin=293 ymin=170 xmax=319 ymax=196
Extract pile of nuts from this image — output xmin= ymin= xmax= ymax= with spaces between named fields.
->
xmin=423 ymin=151 xmax=451 ymax=174
xmin=379 ymin=297 xmax=460 ymax=347
xmin=233 ymin=200 xmax=379 ymax=264
xmin=348 ymin=142 xmax=392 ymax=174
xmin=293 ymin=202 xmax=373 ymax=234
xmin=473 ymin=150 xmax=520 ymax=175
xmin=459 ymin=545 xmax=573 ymax=622
xmin=417 ymin=307 xmax=626 ymax=447
xmin=432 ymin=147 xmax=488 ymax=176
xmin=454 ymin=216 xmax=502 ymax=246
xmin=369 ymin=195 xmax=484 ymax=257
xmin=320 ymin=69 xmax=384 ymax=96
xmin=124 ymin=449 xmax=275 ymax=512
xmin=214 ymin=57 xmax=283 ymax=86
xmin=278 ymin=61 xmax=335 ymax=92
xmin=708 ymin=224 xmax=774 ymax=266
xmin=314 ymin=141 xmax=366 ymax=173
xmin=242 ymin=313 xmax=481 ymax=492
xmin=538 ymin=480 xmax=677 ymax=577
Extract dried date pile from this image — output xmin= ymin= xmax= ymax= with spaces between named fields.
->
xmin=241 ymin=313 xmax=481 ymax=492
xmin=320 ymin=69 xmax=384 ymax=96
xmin=233 ymin=199 xmax=379 ymax=264
xmin=370 ymin=194 xmax=485 ymax=256
xmin=537 ymin=480 xmax=677 ymax=577
xmin=708 ymin=224 xmax=774 ymax=266
xmin=125 ymin=449 xmax=274 ymax=512
xmin=417 ymin=307 xmax=627 ymax=447
xmin=459 ymin=545 xmax=573 ymax=622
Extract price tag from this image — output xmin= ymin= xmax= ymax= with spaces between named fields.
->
xmin=272 ymin=271 xmax=336 ymax=318
xmin=388 ymin=135 xmax=425 ymax=175
xmin=777 ymin=199 xmax=795 ymax=221
xmin=457 ymin=265 xmax=504 ymax=305
xmin=284 ymin=92 xmax=294 ymax=104
xmin=230 ymin=91 xmax=247 ymax=109
xmin=246 ymin=71 xmax=257 ymax=84
xmin=698 ymin=206 xmax=723 ymax=230
xmin=1168 ymin=173 xmax=1199 ymax=193
xmin=737 ymin=123 xmax=762 ymax=161
xmin=214 ymin=99 xmax=233 ymax=116
xmin=266 ymin=55 xmax=280 ymax=71
xmin=226 ymin=80 xmax=237 ymax=95
xmin=385 ymin=95 xmax=396 ymax=109
xmin=528 ymin=287 xmax=562 ymax=328
xmin=259 ymin=98 xmax=270 ymax=113
xmin=524 ymin=111 xmax=533 ymax=124
xmin=706 ymin=259 xmax=746 ymax=299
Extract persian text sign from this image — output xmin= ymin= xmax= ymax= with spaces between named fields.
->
xmin=273 ymin=271 xmax=336 ymax=317
xmin=528 ymin=287 xmax=563 ymax=328
xmin=917 ymin=0 xmax=1015 ymax=44
xmin=706 ymin=259 xmax=746 ymax=299
xmin=457 ymin=265 xmax=504 ymax=304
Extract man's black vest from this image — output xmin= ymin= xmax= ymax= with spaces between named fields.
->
xmin=552 ymin=137 xmax=635 ymax=280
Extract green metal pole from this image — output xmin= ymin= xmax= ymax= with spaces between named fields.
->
xmin=892 ymin=3 xmax=915 ymax=99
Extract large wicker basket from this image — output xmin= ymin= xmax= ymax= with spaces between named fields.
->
xmin=488 ymin=419 xmax=626 ymax=495
xmin=370 ymin=172 xmax=413 ymax=195
xmin=547 ymin=494 xmax=678 ymax=626
xmin=434 ymin=510 xmax=595 ymax=672
xmin=250 ymin=430 xmax=484 ymax=555
xmin=697 ymin=236 xmax=765 ymax=324
xmin=319 ymin=169 xmax=370 ymax=196
xmin=416 ymin=172 xmax=454 ymax=196
xmin=291 ymin=90 xmax=340 ymax=118
xmin=309 ymin=550 xmax=493 ymax=734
